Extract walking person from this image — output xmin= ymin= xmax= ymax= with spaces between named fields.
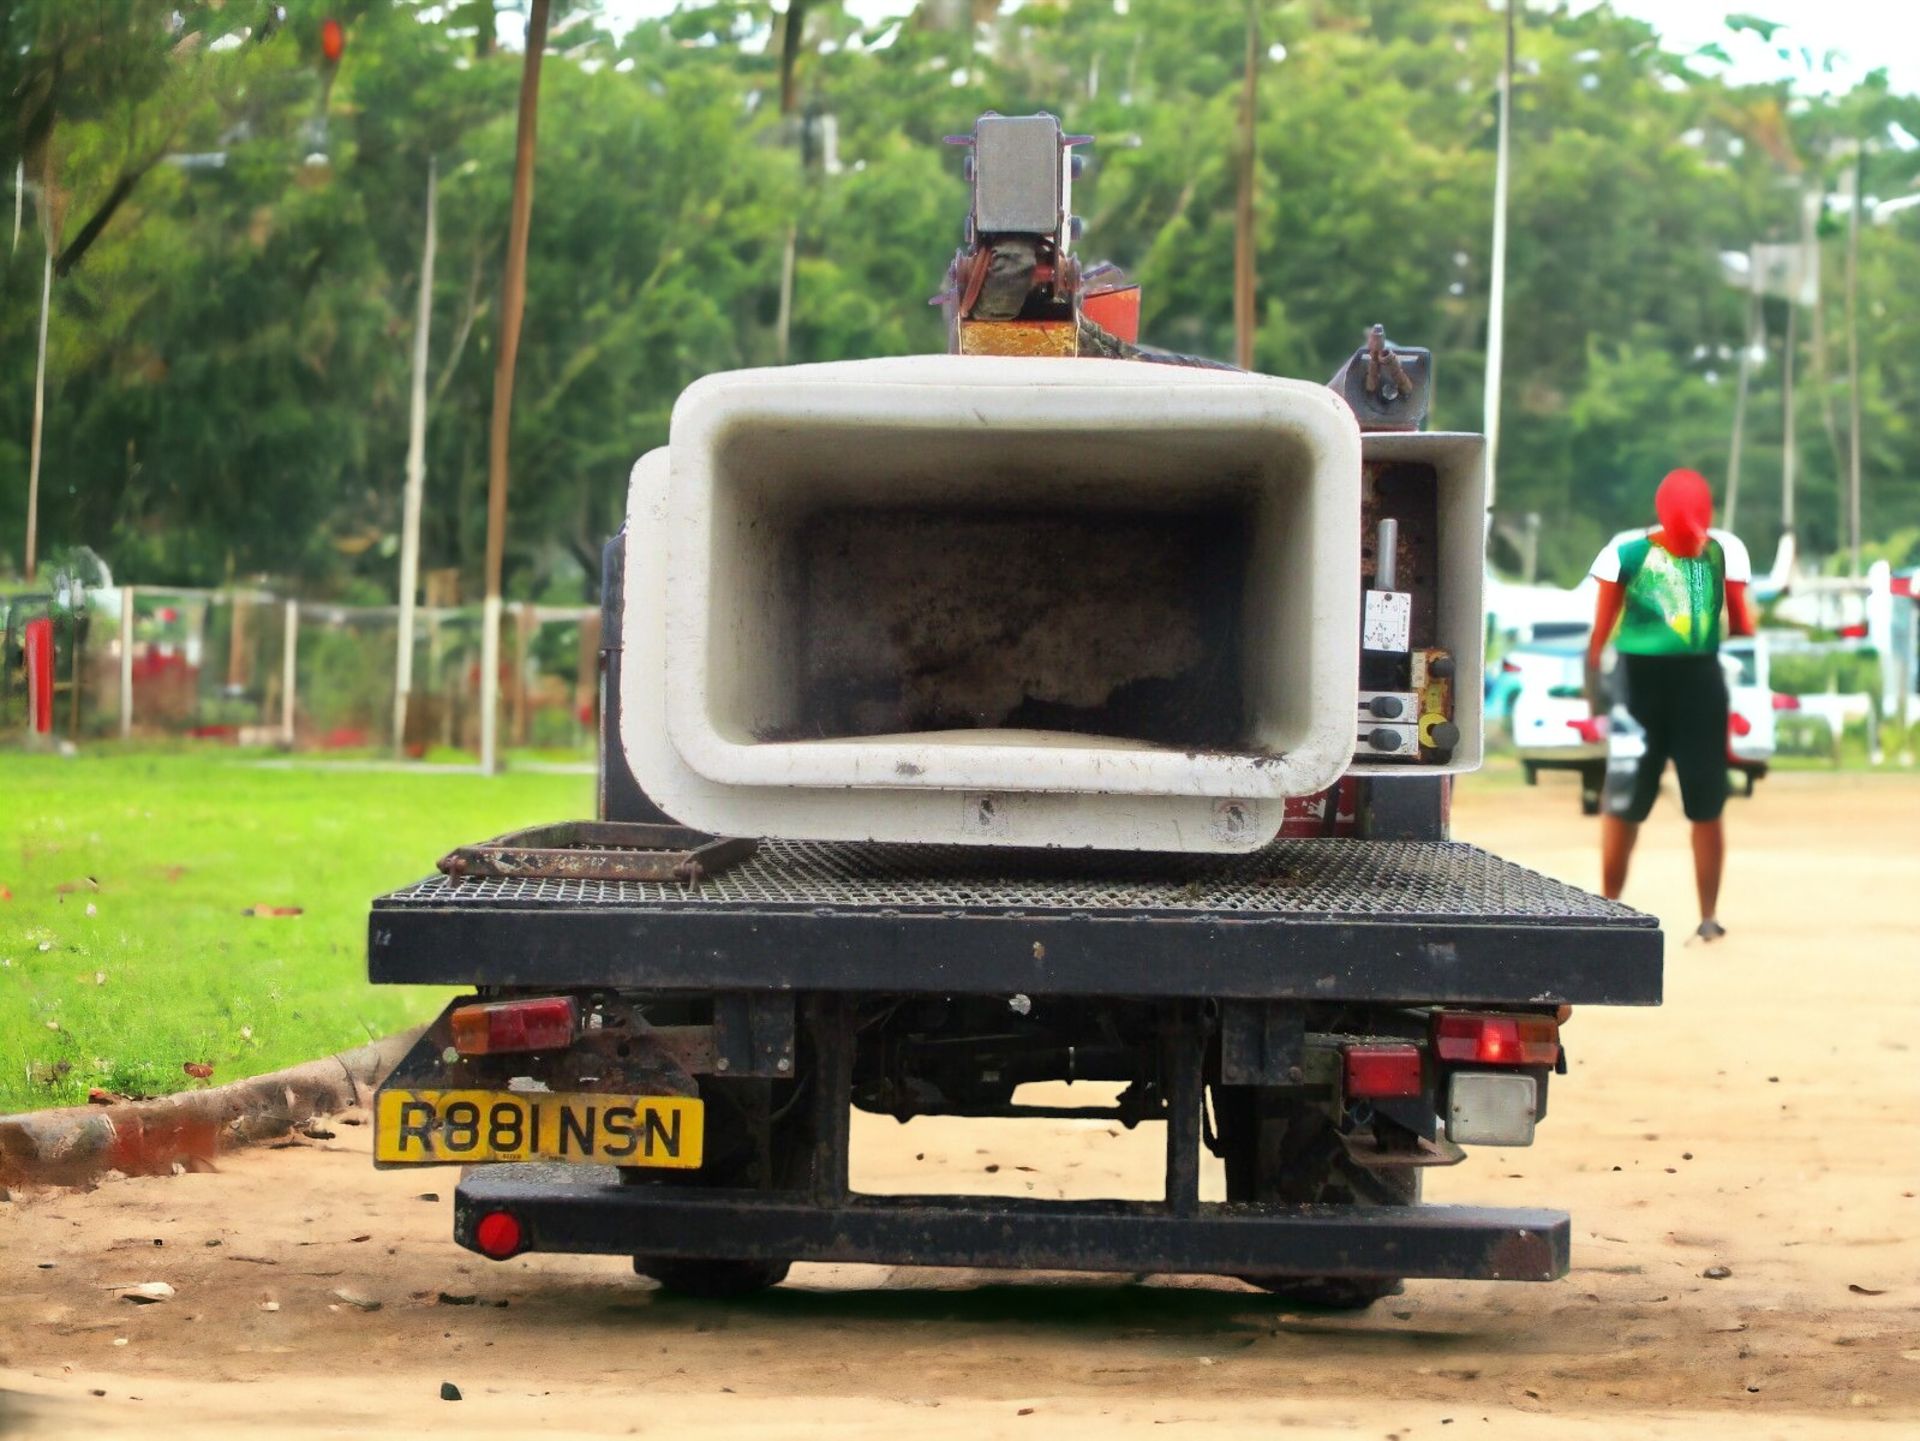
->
xmin=1586 ymin=468 xmax=1755 ymax=942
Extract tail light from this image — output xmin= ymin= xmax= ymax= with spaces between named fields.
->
xmin=1433 ymin=1013 xmax=1559 ymax=1067
xmin=450 ymin=996 xmax=577 ymax=1056
xmin=1772 ymin=693 xmax=1800 ymax=711
xmin=473 ymin=1210 xmax=524 ymax=1260
xmin=1501 ymin=658 xmax=1522 ymax=675
xmin=1729 ymin=711 xmax=1753 ymax=737
xmin=1343 ymin=1044 xmax=1424 ymax=1099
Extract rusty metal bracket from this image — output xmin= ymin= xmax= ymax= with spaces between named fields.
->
xmin=1342 ymin=1131 xmax=1467 ymax=1169
xmin=1331 ymin=324 xmax=1432 ymax=431
xmin=712 ymin=993 xmax=797 ymax=1079
xmin=1219 ymin=1002 xmax=1307 ymax=1086
xmin=438 ymin=822 xmax=758 ymax=884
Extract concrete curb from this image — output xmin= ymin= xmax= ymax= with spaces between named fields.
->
xmin=0 ymin=1027 xmax=425 ymax=1190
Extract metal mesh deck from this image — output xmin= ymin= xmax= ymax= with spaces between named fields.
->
xmin=377 ymin=838 xmax=1649 ymax=929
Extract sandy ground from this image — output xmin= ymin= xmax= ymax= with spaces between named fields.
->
xmin=4 ymin=767 xmax=1918 ymax=1439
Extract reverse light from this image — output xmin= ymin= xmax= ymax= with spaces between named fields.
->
xmin=1433 ymin=1013 xmax=1559 ymax=1068
xmin=450 ymin=996 xmax=577 ymax=1056
xmin=1343 ymin=1044 xmax=1424 ymax=1100
xmin=473 ymin=1210 xmax=524 ymax=1260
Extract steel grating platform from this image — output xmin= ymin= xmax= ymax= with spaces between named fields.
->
xmin=370 ymin=838 xmax=1662 ymax=1005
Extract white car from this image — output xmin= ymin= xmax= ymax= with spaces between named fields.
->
xmin=1721 ymin=635 xmax=1775 ymax=794
xmin=1512 ymin=631 xmax=1775 ymax=813
xmin=1509 ymin=635 xmax=1609 ymax=814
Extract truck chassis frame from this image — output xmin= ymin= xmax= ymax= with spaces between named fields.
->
xmin=372 ymin=830 xmax=1658 ymax=1287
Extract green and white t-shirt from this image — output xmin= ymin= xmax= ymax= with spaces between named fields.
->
xmin=1589 ymin=527 xmax=1751 ymax=656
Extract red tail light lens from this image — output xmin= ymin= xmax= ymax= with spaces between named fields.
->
xmin=450 ymin=996 xmax=576 ymax=1056
xmin=1433 ymin=1013 xmax=1559 ymax=1067
xmin=1729 ymin=711 xmax=1753 ymax=737
xmin=1772 ymin=692 xmax=1800 ymax=711
xmin=1501 ymin=658 xmax=1522 ymax=675
xmin=473 ymin=1210 xmax=523 ymax=1260
xmin=1343 ymin=1044 xmax=1424 ymax=1099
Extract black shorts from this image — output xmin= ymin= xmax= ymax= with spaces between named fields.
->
xmin=1603 ymin=653 xmax=1730 ymax=824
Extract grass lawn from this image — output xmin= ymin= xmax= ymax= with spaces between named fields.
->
xmin=1 ymin=748 xmax=589 ymax=1114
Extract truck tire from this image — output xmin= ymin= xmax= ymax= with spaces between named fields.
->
xmin=1522 ymin=762 xmax=1538 ymax=786
xmin=628 ymin=1074 xmax=804 ymax=1299
xmin=634 ymin=1256 xmax=791 ymax=1299
xmin=1215 ymin=1092 xmax=1419 ymax=1310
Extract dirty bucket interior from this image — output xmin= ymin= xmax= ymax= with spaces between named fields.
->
xmin=689 ymin=416 xmax=1335 ymax=768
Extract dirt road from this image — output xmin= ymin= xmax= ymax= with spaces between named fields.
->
xmin=5 ymin=768 xmax=1918 ymax=1438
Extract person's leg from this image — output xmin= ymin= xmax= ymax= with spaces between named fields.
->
xmin=1601 ymin=815 xmax=1639 ymax=899
xmin=1691 ymin=817 xmax=1724 ymax=925
xmin=1600 ymin=654 xmax=1662 ymax=899
xmin=1671 ymin=655 xmax=1732 ymax=939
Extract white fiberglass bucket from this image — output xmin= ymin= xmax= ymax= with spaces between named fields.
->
xmin=623 ymin=355 xmax=1363 ymax=850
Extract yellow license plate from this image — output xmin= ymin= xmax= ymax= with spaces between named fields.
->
xmin=374 ymin=1088 xmax=703 ymax=1169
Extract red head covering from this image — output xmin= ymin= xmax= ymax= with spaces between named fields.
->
xmin=1655 ymin=468 xmax=1713 ymax=557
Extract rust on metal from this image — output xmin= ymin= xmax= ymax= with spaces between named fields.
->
xmin=437 ymin=821 xmax=758 ymax=884
xmin=955 ymin=318 xmax=1078 ymax=357
xmin=1341 ymin=1130 xmax=1467 ymax=1169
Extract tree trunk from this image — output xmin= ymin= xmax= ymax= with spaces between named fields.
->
xmin=481 ymin=0 xmax=553 ymax=774
xmin=1233 ymin=1 xmax=1258 ymax=372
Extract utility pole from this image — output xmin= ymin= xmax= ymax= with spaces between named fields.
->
xmin=1844 ymin=144 xmax=1863 ymax=576
xmin=774 ymin=2 xmax=811 ymax=366
xmin=1724 ymin=250 xmax=1761 ymax=532
xmin=481 ymin=0 xmax=552 ymax=775
xmin=24 ymin=145 xmax=56 ymax=585
xmin=1482 ymin=0 xmax=1515 ymax=516
xmin=1233 ymin=0 xmax=1259 ymax=372
xmin=395 ymin=156 xmax=438 ymax=756
xmin=1781 ymin=290 xmax=1797 ymax=537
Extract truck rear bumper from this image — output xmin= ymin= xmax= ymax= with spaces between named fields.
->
xmin=454 ymin=1167 xmax=1570 ymax=1283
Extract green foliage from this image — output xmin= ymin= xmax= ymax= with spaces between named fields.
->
xmin=3 ymin=0 xmax=1919 ymax=595
xmin=1770 ymin=648 xmax=1883 ymax=696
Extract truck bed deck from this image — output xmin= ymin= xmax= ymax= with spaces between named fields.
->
xmin=370 ymin=837 xmax=1661 ymax=1005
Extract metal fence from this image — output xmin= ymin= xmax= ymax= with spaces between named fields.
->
xmin=1 ymin=585 xmax=598 ymax=756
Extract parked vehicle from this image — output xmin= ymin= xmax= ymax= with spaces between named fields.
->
xmin=1486 ymin=621 xmax=1591 ymax=722
xmin=1721 ymin=635 xmax=1775 ymax=795
xmin=366 ymin=115 xmax=1661 ymax=1310
xmin=1509 ymin=633 xmax=1608 ymax=814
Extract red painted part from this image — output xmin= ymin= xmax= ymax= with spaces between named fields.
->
xmin=1277 ymin=776 xmax=1360 ymax=837
xmin=1083 ymin=284 xmax=1141 ymax=344
xmin=24 ymin=618 xmax=54 ymax=735
xmin=320 ymin=18 xmax=345 ymax=64
xmin=1343 ymin=1044 xmax=1424 ymax=1100
xmin=474 ymin=1210 xmax=524 ymax=1260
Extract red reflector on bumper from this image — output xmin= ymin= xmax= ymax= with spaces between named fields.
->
xmin=1343 ymin=1044 xmax=1424 ymax=1099
xmin=474 ymin=1210 xmax=523 ymax=1260
xmin=1434 ymin=1013 xmax=1560 ymax=1067
xmin=450 ymin=996 xmax=577 ymax=1056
